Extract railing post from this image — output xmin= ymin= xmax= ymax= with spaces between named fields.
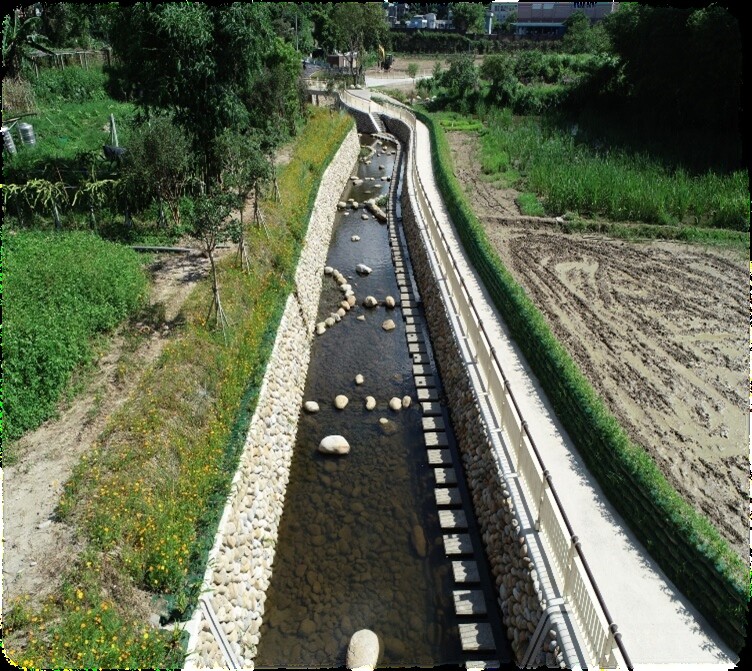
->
xmin=563 ymin=536 xmax=579 ymax=596
xmin=518 ymin=419 xmax=527 ymax=460
xmin=600 ymin=626 xmax=617 ymax=669
xmin=535 ymin=471 xmax=549 ymax=531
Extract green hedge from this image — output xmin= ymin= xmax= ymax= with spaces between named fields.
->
xmin=3 ymin=231 xmax=148 ymax=441
xmin=415 ymin=108 xmax=749 ymax=652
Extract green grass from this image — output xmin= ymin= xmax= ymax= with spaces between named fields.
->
xmin=556 ymin=216 xmax=750 ymax=252
xmin=2 ymin=108 xmax=355 ymax=670
xmin=516 ymin=192 xmax=545 ymax=216
xmin=432 ymin=110 xmax=484 ymax=132
xmin=479 ymin=111 xmax=749 ymax=231
xmin=4 ymin=98 xmax=136 ymax=178
xmin=2 ymin=231 xmax=149 ymax=445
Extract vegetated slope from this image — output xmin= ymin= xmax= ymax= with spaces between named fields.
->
xmin=2 ymin=108 xmax=354 ymax=670
xmin=3 ymin=231 xmax=148 ymax=441
xmin=445 ymin=128 xmax=748 ymax=560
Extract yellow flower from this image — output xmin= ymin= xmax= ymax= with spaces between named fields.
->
xmin=76 ymin=590 xmax=84 ymax=600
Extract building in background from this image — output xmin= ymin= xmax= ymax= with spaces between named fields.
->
xmin=512 ymin=2 xmax=619 ymax=37
xmin=489 ymin=1 xmax=519 ymax=29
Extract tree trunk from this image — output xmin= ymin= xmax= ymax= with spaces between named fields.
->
xmin=205 ymin=249 xmax=230 ymax=339
xmin=236 ymin=208 xmax=251 ymax=273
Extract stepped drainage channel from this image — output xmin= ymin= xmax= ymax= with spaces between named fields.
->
xmin=255 ymin=134 xmax=507 ymax=669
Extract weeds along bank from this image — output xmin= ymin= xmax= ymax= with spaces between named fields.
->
xmin=2 ymin=231 xmax=148 ymax=444
xmin=185 ymin=125 xmax=360 ymax=668
xmin=476 ymin=112 xmax=748 ymax=231
xmin=2 ymin=109 xmax=356 ymax=670
xmin=415 ymin=109 xmax=748 ymax=653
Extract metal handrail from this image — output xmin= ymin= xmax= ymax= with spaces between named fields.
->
xmin=341 ymin=89 xmax=633 ymax=670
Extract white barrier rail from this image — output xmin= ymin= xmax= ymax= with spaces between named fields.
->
xmin=340 ymin=89 xmax=632 ymax=670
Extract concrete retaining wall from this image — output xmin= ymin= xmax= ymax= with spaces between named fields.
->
xmin=184 ymin=126 xmax=361 ymax=670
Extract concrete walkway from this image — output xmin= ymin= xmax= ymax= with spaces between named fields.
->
xmin=352 ymin=88 xmax=739 ymax=669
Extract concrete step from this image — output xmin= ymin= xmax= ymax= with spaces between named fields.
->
xmin=452 ymin=560 xmax=480 ymax=584
xmin=439 ymin=509 xmax=468 ymax=530
xmin=465 ymin=660 xmax=501 ymax=670
xmin=453 ymin=590 xmax=488 ymax=616
xmin=427 ymin=448 xmax=452 ymax=465
xmin=415 ymin=375 xmax=437 ymax=388
xmin=422 ymin=416 xmax=446 ymax=431
xmin=425 ymin=432 xmax=449 ymax=448
xmin=443 ymin=533 xmax=473 ymax=556
xmin=458 ymin=622 xmax=495 ymax=652
xmin=434 ymin=467 xmax=457 ymax=485
xmin=421 ymin=401 xmax=442 ymax=416
xmin=434 ymin=487 xmax=462 ymax=507
xmin=417 ymin=388 xmax=438 ymax=401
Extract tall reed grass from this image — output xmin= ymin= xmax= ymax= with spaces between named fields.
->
xmin=482 ymin=112 xmax=749 ymax=231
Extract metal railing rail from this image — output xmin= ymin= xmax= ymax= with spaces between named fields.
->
xmin=340 ymin=89 xmax=633 ymax=670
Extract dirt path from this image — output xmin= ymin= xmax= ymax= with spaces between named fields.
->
xmin=1 ymin=247 xmax=227 ymax=604
xmin=1 ymin=143 xmax=300 ymax=607
xmin=445 ymin=130 xmax=748 ymax=560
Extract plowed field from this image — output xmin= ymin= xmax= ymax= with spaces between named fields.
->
xmin=447 ymin=131 xmax=749 ymax=560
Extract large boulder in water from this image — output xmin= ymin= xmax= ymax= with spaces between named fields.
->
xmin=334 ymin=394 xmax=349 ymax=410
xmin=318 ymin=435 xmax=350 ymax=455
xmin=347 ymin=629 xmax=380 ymax=670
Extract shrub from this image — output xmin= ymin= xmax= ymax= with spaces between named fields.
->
xmin=33 ymin=66 xmax=108 ymax=104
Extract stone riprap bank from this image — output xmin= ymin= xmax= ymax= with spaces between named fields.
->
xmin=382 ymin=113 xmax=566 ymax=668
xmin=184 ymin=126 xmax=360 ymax=670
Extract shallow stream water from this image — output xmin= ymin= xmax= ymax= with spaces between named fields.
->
xmin=254 ymin=135 xmax=464 ymax=668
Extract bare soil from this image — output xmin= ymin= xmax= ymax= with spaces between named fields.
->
xmin=446 ymin=130 xmax=749 ymax=560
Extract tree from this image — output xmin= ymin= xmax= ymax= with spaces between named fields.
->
xmin=602 ymin=4 xmax=741 ymax=131
xmin=441 ymin=54 xmax=479 ymax=99
xmin=562 ymin=11 xmax=609 ymax=54
xmin=109 ymin=4 xmax=299 ymax=185
xmin=247 ymin=37 xmax=305 ymax=135
xmin=330 ymin=2 xmax=389 ymax=85
xmin=450 ymin=2 xmax=486 ymax=35
xmin=407 ymin=62 xmax=419 ymax=82
xmin=480 ymin=53 xmax=517 ymax=106
xmin=189 ymin=192 xmax=236 ymax=337
xmin=121 ymin=115 xmax=194 ymax=229
xmin=501 ymin=10 xmax=517 ymax=34
xmin=268 ymin=2 xmax=315 ymax=53
xmin=216 ymin=129 xmax=271 ymax=272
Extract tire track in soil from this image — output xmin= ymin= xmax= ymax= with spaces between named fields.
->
xmin=445 ymin=130 xmax=748 ymax=560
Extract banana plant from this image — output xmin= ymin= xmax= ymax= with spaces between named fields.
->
xmin=2 ymin=9 xmax=55 ymax=79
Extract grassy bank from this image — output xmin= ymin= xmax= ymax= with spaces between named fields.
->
xmin=417 ymin=107 xmax=749 ymax=652
xmin=479 ymin=110 xmax=749 ymax=231
xmin=3 ymin=107 xmax=355 ymax=669
xmin=2 ymin=231 xmax=148 ymax=443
